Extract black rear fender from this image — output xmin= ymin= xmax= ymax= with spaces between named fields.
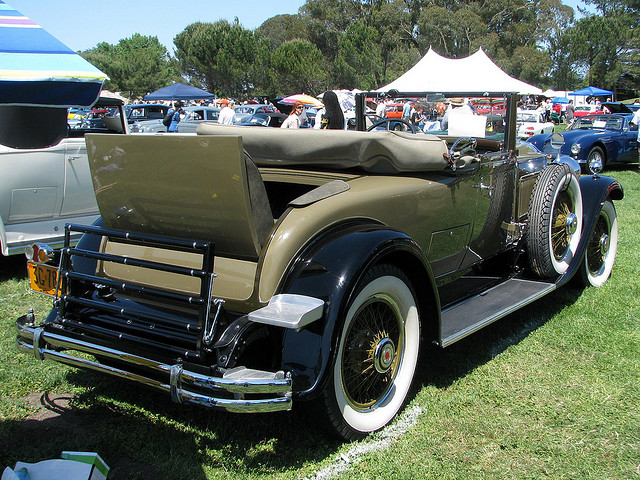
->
xmin=277 ymin=222 xmax=438 ymax=398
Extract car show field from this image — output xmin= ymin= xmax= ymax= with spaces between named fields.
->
xmin=1 ymin=168 xmax=638 ymax=478
xmin=2 ymin=2 xmax=638 ymax=476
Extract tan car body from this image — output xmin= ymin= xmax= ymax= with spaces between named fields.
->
xmin=16 ymin=92 xmax=623 ymax=440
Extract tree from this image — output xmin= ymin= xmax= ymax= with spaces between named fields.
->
xmin=334 ymin=20 xmax=382 ymax=89
xmin=81 ymin=34 xmax=177 ymax=99
xmin=271 ymin=40 xmax=327 ymax=94
xmin=567 ymin=15 xmax=631 ymax=90
xmin=257 ymin=14 xmax=309 ymax=50
xmin=174 ymin=20 xmax=265 ymax=98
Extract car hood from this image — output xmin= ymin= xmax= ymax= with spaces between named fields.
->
xmin=601 ymin=102 xmax=632 ymax=114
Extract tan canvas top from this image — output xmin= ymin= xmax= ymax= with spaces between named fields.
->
xmin=196 ymin=123 xmax=450 ymax=173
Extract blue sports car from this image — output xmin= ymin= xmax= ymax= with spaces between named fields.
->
xmin=528 ymin=103 xmax=639 ymax=173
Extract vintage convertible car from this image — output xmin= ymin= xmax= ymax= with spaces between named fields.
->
xmin=0 ymin=96 xmax=127 ymax=256
xmin=16 ymin=90 xmax=623 ymax=440
xmin=528 ymin=103 xmax=638 ymax=173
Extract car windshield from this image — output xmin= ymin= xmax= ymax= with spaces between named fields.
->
xmin=517 ymin=113 xmax=538 ymax=123
xmin=570 ymin=115 xmax=622 ymax=131
xmin=367 ymin=94 xmax=508 ymax=139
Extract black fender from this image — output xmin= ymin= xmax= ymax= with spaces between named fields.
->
xmin=558 ymin=174 xmax=623 ymax=286
xmin=277 ymin=221 xmax=438 ymax=398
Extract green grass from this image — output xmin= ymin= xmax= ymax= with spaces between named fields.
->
xmin=1 ymin=168 xmax=638 ymax=480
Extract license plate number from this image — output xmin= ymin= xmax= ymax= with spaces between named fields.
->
xmin=27 ymin=261 xmax=59 ymax=296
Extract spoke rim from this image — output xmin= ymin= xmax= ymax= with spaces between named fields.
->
xmin=551 ymin=191 xmax=574 ymax=260
xmin=341 ymin=294 xmax=403 ymax=411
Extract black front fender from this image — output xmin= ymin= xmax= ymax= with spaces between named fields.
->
xmin=559 ymin=174 xmax=623 ymax=285
xmin=278 ymin=221 xmax=437 ymax=398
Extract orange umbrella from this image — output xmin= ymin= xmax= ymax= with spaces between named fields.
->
xmin=279 ymin=94 xmax=323 ymax=108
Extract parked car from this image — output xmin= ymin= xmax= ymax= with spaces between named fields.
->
xmin=528 ymin=103 xmax=638 ymax=172
xmin=0 ymin=96 xmax=127 ymax=257
xmin=131 ymin=106 xmax=221 ymax=133
xmin=125 ymin=103 xmax=168 ymax=123
xmin=384 ymin=103 xmax=405 ymax=118
xmin=16 ymin=90 xmax=622 ymax=441
xmin=574 ymin=104 xmax=603 ymax=118
xmin=234 ymin=104 xmax=280 ymax=115
xmin=516 ymin=111 xmax=555 ymax=139
xmin=233 ymin=112 xmax=287 ymax=127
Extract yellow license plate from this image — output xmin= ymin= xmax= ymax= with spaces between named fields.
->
xmin=27 ymin=261 xmax=59 ymax=296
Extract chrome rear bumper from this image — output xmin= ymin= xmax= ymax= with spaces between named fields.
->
xmin=16 ymin=314 xmax=292 ymax=413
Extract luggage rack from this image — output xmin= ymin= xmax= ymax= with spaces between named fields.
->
xmin=56 ymin=223 xmax=219 ymax=359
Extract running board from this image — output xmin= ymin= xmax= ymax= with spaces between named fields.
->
xmin=440 ymin=278 xmax=556 ymax=347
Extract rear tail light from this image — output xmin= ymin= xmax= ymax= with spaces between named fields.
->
xmin=25 ymin=243 xmax=55 ymax=264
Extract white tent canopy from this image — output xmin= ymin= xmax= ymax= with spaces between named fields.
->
xmin=378 ymin=48 xmax=541 ymax=95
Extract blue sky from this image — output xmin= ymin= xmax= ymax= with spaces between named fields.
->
xmin=8 ymin=0 xmax=587 ymax=54
xmin=8 ymin=0 xmax=307 ymax=52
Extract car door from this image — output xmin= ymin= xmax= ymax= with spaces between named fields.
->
xmin=1 ymin=144 xmax=65 ymax=224
xmin=618 ymin=117 xmax=639 ymax=163
xmin=459 ymin=149 xmax=516 ymax=269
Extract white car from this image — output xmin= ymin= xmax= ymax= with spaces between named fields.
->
xmin=517 ymin=111 xmax=554 ymax=139
xmin=0 ymin=96 xmax=127 ymax=256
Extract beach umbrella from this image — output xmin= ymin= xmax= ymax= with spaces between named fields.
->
xmin=328 ymin=89 xmax=359 ymax=111
xmin=0 ymin=1 xmax=108 ymax=107
xmin=550 ymin=97 xmax=569 ymax=104
xmin=279 ymin=94 xmax=324 ymax=108
xmin=143 ymin=83 xmax=216 ymax=101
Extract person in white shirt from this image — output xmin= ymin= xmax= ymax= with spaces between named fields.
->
xmin=631 ymin=107 xmax=640 ymax=152
xmin=281 ymin=102 xmax=304 ymax=128
xmin=217 ymin=99 xmax=235 ymax=125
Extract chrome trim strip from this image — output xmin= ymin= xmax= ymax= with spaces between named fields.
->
xmin=16 ymin=321 xmax=292 ymax=414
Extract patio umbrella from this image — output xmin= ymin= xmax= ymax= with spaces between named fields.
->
xmin=0 ymin=1 xmax=108 ymax=107
xmin=144 ymin=83 xmax=216 ymax=101
xmin=326 ymin=89 xmax=359 ymax=111
xmin=550 ymin=97 xmax=569 ymax=104
xmin=279 ymin=94 xmax=324 ymax=108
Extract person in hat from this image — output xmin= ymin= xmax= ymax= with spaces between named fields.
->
xmin=218 ymin=99 xmax=235 ymax=125
xmin=441 ymin=98 xmax=472 ymax=130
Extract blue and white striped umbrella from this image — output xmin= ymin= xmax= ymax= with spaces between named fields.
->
xmin=0 ymin=1 xmax=107 ymax=107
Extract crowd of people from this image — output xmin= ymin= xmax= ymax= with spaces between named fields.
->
xmin=133 ymin=90 xmax=626 ymax=134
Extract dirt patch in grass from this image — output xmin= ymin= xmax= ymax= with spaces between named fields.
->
xmin=17 ymin=392 xmax=96 ymax=443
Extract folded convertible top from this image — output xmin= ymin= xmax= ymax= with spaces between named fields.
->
xmin=196 ymin=123 xmax=450 ymax=174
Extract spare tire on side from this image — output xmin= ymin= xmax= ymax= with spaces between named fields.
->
xmin=527 ymin=163 xmax=583 ymax=278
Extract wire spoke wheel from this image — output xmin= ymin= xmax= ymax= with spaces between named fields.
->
xmin=551 ymin=191 xmax=574 ymax=260
xmin=342 ymin=295 xmax=402 ymax=409
xmin=528 ymin=164 xmax=583 ymax=278
xmin=577 ymin=199 xmax=618 ymax=287
xmin=316 ymin=264 xmax=420 ymax=440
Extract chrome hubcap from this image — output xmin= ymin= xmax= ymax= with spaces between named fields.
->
xmin=565 ymin=212 xmax=578 ymax=236
xmin=374 ymin=338 xmax=396 ymax=374
xmin=599 ymin=233 xmax=610 ymax=257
